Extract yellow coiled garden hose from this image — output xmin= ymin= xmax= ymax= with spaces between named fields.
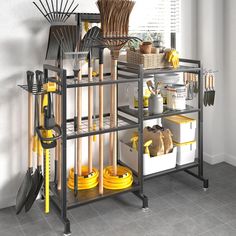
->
xmin=103 ymin=166 xmax=133 ymax=190
xmin=67 ymin=166 xmax=99 ymax=190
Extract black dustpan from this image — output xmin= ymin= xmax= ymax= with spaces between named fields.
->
xmin=46 ymin=25 xmax=77 ymax=60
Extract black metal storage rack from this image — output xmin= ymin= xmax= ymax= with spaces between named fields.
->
xmin=40 ymin=61 xmax=148 ymax=235
xmin=117 ymin=59 xmax=209 ymax=186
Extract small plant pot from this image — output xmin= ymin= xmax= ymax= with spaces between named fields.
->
xmin=140 ymin=42 xmax=152 ymax=54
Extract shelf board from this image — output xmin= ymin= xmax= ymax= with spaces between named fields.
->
xmin=143 ymin=161 xmax=199 ymax=180
xmin=66 ymin=115 xmax=139 ymax=139
xmin=118 ymin=105 xmax=200 ymax=121
xmin=50 ymin=182 xmax=140 ymax=210
xmin=117 ymin=61 xmax=201 ymax=75
xmin=142 ymin=66 xmax=201 ymax=75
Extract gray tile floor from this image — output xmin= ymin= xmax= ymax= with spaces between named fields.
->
xmin=1 ymin=162 xmax=236 ymax=236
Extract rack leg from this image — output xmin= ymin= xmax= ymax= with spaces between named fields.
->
xmin=184 ymin=169 xmax=209 ymax=190
xmin=63 ymin=218 xmax=71 ymax=236
xmin=133 ymin=191 xmax=149 ymax=209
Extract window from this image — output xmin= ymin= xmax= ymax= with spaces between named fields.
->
xmin=129 ymin=0 xmax=181 ymax=48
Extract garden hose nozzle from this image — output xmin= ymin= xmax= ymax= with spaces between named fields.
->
xmin=144 ymin=140 xmax=152 ymax=157
xmin=131 ymin=136 xmax=138 ymax=151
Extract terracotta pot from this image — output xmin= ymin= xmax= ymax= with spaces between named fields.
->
xmin=140 ymin=42 xmax=152 ymax=54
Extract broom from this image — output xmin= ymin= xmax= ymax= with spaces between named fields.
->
xmin=97 ymin=0 xmax=135 ymax=176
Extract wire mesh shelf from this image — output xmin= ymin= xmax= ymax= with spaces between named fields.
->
xmin=18 ymin=84 xmax=61 ymax=95
xmin=66 ymin=115 xmax=138 ymax=139
xmin=18 ymin=85 xmax=45 ymax=95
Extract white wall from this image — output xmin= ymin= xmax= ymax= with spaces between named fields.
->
xmin=179 ymin=0 xmax=198 ymax=59
xmin=224 ymin=0 xmax=236 ymax=165
xmin=197 ymin=0 xmax=225 ymax=164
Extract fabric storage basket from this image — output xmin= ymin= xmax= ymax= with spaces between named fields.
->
xmin=174 ymin=141 xmax=196 ymax=165
xmin=162 ymin=115 xmax=196 ymax=143
xmin=126 ymin=48 xmax=171 ymax=69
xmin=119 ymin=140 xmax=177 ymax=175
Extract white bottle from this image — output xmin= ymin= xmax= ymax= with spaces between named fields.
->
xmin=148 ymin=94 xmax=163 ymax=114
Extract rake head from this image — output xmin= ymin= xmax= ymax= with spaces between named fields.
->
xmin=33 ymin=0 xmax=79 ymax=24
xmin=96 ymin=0 xmax=135 ymax=59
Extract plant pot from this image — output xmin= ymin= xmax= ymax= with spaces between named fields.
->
xmin=140 ymin=42 xmax=152 ymax=54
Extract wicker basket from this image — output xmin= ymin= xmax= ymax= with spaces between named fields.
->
xmin=127 ymin=48 xmax=171 ymax=69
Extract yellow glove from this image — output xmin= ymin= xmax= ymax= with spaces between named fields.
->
xmin=166 ymin=49 xmax=180 ymax=69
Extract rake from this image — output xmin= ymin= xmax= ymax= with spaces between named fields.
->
xmin=52 ymin=25 xmax=77 ymax=54
xmin=33 ymin=0 xmax=79 ymax=24
xmin=97 ymin=0 xmax=135 ymax=176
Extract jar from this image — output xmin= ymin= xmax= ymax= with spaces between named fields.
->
xmin=167 ymin=84 xmax=186 ymax=110
xmin=148 ymin=94 xmax=163 ymax=114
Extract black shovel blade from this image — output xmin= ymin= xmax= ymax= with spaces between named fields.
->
xmin=211 ymin=91 xmax=215 ymax=106
xmin=25 ymin=169 xmax=44 ymax=212
xmin=203 ymin=92 xmax=208 ymax=107
xmin=16 ymin=169 xmax=33 ymax=214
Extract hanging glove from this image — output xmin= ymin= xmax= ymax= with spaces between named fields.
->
xmin=166 ymin=49 xmax=180 ymax=69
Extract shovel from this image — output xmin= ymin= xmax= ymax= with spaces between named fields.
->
xmin=25 ymin=74 xmax=44 ymax=212
xmin=209 ymin=74 xmax=215 ymax=106
xmin=16 ymin=71 xmax=34 ymax=214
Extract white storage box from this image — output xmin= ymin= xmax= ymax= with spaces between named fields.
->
xmin=174 ymin=141 xmax=196 ymax=165
xmin=162 ymin=115 xmax=196 ymax=143
xmin=119 ymin=141 xmax=177 ymax=176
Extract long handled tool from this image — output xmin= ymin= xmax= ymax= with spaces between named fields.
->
xmin=97 ymin=0 xmax=135 ymax=189
xmin=110 ymin=55 xmax=118 ymax=175
xmin=77 ymin=62 xmax=82 ymax=177
xmin=88 ymin=51 xmax=93 ymax=173
xmin=25 ymin=91 xmax=44 ymax=212
xmin=97 ymin=0 xmax=135 ymax=177
xmin=16 ymin=71 xmax=34 ymax=214
xmin=42 ymin=94 xmax=50 ymax=213
xmin=99 ymin=48 xmax=104 ymax=195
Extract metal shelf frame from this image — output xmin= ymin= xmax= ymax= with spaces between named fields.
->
xmin=117 ymin=59 xmax=209 ymax=192
xmin=18 ymin=11 xmax=208 ymax=235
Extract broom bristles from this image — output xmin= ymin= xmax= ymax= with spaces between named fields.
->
xmin=97 ymin=0 xmax=135 ymax=38
xmin=97 ymin=0 xmax=135 ymax=58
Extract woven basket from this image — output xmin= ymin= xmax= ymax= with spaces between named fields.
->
xmin=127 ymin=48 xmax=171 ymax=69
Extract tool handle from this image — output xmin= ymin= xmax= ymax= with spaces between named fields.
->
xmin=35 ymin=70 xmax=43 ymax=92
xmin=111 ymin=58 xmax=118 ymax=176
xmin=183 ymin=73 xmax=187 ymax=85
xmin=28 ymin=92 xmax=33 ymax=168
xmin=205 ymin=74 xmax=209 ymax=90
xmin=38 ymin=95 xmax=43 ymax=166
xmin=211 ymin=75 xmax=215 ymax=90
xmin=88 ymin=53 xmax=93 ymax=173
xmin=77 ymin=62 xmax=82 ymax=176
xmin=27 ymin=71 xmax=34 ymax=93
xmin=99 ymin=54 xmax=104 ymax=194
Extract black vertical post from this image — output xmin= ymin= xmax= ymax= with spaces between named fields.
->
xmin=138 ymin=65 xmax=144 ymax=194
xmin=60 ymin=69 xmax=70 ymax=235
xmin=76 ymin=13 xmax=82 ymax=50
xmin=171 ymin=32 xmax=176 ymax=49
xmin=198 ymin=64 xmax=204 ymax=177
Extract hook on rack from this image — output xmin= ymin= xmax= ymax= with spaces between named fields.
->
xmin=203 ymin=68 xmax=219 ymax=75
